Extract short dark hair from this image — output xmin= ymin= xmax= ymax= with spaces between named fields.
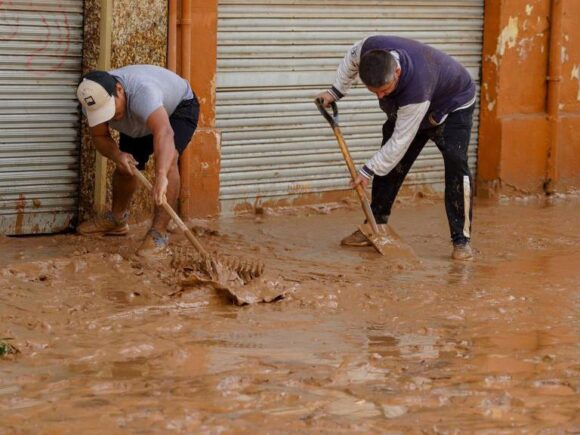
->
xmin=359 ymin=50 xmax=397 ymax=88
xmin=81 ymin=70 xmax=118 ymax=96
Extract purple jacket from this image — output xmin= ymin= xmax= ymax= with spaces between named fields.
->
xmin=327 ymin=36 xmax=476 ymax=177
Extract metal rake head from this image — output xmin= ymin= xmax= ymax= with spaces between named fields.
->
xmin=171 ymin=246 xmax=264 ymax=284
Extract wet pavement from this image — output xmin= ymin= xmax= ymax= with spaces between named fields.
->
xmin=0 ymin=195 xmax=579 ymax=433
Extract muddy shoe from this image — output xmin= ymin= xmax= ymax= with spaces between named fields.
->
xmin=341 ymin=229 xmax=372 ymax=247
xmin=77 ymin=211 xmax=129 ymax=236
xmin=452 ymin=242 xmax=474 ymax=261
xmin=137 ymin=229 xmax=169 ymax=257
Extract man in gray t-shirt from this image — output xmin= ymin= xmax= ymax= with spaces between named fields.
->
xmin=76 ymin=65 xmax=199 ymax=256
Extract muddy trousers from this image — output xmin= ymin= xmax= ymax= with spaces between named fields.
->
xmin=371 ymin=105 xmax=475 ymax=246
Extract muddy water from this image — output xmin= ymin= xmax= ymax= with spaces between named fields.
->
xmin=0 ymin=196 xmax=579 ymax=433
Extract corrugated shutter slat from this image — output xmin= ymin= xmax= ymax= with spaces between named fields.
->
xmin=217 ymin=0 xmax=484 ymax=208
xmin=0 ymin=1 xmax=83 ymax=234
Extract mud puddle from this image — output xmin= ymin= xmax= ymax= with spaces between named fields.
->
xmin=0 ymin=195 xmax=579 ymax=432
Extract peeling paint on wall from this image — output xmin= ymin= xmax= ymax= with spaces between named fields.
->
xmin=480 ymin=0 xmax=580 ymax=193
xmin=490 ymin=16 xmax=521 ymax=67
xmin=525 ymin=4 xmax=534 ymax=16
xmin=497 ymin=17 xmax=519 ymax=57
xmin=481 ymin=83 xmax=496 ymax=112
xmin=561 ymin=46 xmax=568 ymax=63
xmin=517 ymin=37 xmax=534 ymax=60
xmin=571 ymin=65 xmax=580 ymax=101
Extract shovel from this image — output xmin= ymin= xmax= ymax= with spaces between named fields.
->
xmin=315 ymin=98 xmax=416 ymax=258
xmin=132 ymin=167 xmax=264 ymax=288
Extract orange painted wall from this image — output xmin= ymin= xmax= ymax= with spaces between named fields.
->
xmin=557 ymin=0 xmax=580 ymax=188
xmin=172 ymin=0 xmax=580 ymax=217
xmin=478 ymin=0 xmax=580 ymax=195
xmin=175 ymin=0 xmax=220 ymax=219
xmin=187 ymin=1 xmax=221 ymax=218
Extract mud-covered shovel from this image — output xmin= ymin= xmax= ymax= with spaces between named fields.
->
xmin=315 ymin=99 xmax=416 ymax=258
xmin=132 ymin=166 xmax=265 ymax=291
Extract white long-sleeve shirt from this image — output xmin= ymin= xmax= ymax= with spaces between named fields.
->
xmin=327 ymin=36 xmax=476 ymax=178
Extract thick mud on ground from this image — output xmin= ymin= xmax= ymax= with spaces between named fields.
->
xmin=1 ymin=195 xmax=579 ymax=433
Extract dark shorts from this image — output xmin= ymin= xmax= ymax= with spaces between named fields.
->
xmin=119 ymin=96 xmax=200 ymax=170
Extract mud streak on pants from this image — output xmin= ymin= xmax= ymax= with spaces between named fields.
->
xmin=370 ymin=104 xmax=474 ymax=245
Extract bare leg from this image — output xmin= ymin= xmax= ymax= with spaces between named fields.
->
xmin=112 ymin=170 xmax=138 ymax=220
xmin=151 ymin=151 xmax=180 ymax=233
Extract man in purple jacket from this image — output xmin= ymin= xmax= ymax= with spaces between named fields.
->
xmin=317 ymin=36 xmax=476 ymax=261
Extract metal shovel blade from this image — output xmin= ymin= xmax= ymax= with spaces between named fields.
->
xmin=358 ymin=223 xmax=418 ymax=260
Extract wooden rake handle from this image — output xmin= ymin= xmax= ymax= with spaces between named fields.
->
xmin=132 ymin=167 xmax=210 ymax=257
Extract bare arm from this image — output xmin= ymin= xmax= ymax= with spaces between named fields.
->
xmin=146 ymin=106 xmax=176 ymax=205
xmin=89 ymin=123 xmax=137 ymax=175
xmin=89 ymin=123 xmax=121 ymax=162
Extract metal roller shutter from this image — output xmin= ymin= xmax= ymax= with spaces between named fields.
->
xmin=217 ymin=0 xmax=484 ymax=210
xmin=0 ymin=1 xmax=83 ymax=234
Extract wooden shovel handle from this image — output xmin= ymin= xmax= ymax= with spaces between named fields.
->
xmin=314 ymin=98 xmax=379 ymax=234
xmin=333 ymin=128 xmax=380 ymax=234
xmin=315 ymin=99 xmax=380 ymax=234
xmin=132 ymin=168 xmax=210 ymax=257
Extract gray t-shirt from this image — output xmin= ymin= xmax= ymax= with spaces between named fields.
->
xmin=108 ymin=65 xmax=194 ymax=138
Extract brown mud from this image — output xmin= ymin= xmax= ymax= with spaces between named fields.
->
xmin=1 ymin=195 xmax=579 ymax=433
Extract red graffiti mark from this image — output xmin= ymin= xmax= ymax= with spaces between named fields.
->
xmin=27 ymin=12 xmax=72 ymax=77
xmin=0 ymin=0 xmax=21 ymax=40
xmin=26 ymin=16 xmax=50 ymax=71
